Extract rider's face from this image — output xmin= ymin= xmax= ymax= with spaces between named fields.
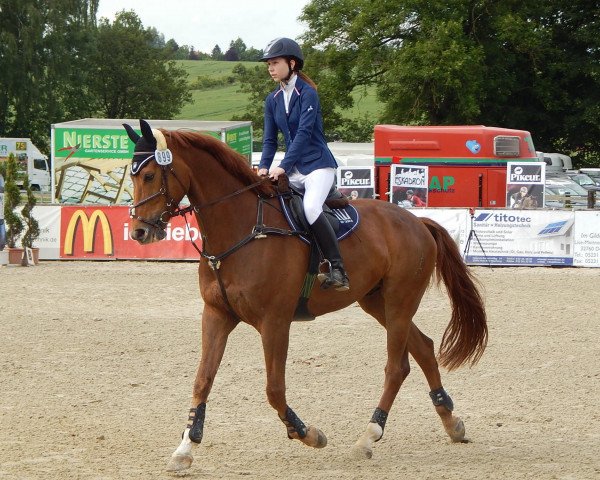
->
xmin=266 ymin=57 xmax=292 ymax=82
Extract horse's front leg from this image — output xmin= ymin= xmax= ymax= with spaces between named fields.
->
xmin=166 ymin=305 xmax=238 ymax=472
xmin=260 ymin=321 xmax=327 ymax=449
xmin=353 ymin=305 xmax=413 ymax=459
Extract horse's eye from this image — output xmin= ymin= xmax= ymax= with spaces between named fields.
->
xmin=144 ymin=172 xmax=155 ymax=182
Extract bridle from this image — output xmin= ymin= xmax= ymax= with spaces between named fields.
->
xmin=128 ymin=151 xmax=273 ymax=230
xmin=128 ymin=152 xmax=183 ymax=231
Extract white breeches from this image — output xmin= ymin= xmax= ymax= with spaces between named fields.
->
xmin=287 ymin=168 xmax=335 ymax=225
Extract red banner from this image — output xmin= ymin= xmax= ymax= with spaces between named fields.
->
xmin=60 ymin=206 xmax=203 ymax=260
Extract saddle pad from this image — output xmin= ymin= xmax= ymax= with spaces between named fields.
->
xmin=279 ymin=196 xmax=360 ymax=244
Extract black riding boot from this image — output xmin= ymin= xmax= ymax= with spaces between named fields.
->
xmin=310 ymin=213 xmax=350 ymax=291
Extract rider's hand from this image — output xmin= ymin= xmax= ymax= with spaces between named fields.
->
xmin=258 ymin=168 xmax=268 ymax=177
xmin=269 ymin=167 xmax=286 ymax=181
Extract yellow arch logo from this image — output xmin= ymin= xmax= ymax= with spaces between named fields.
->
xmin=64 ymin=210 xmax=113 ymax=255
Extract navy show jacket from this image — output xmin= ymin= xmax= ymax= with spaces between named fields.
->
xmin=259 ymin=76 xmax=337 ymax=175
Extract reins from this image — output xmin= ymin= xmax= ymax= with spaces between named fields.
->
xmin=131 ymin=152 xmax=303 ymax=322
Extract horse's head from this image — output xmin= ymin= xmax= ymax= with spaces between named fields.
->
xmin=124 ymin=119 xmax=188 ymax=244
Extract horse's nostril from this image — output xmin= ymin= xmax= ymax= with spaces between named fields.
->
xmin=131 ymin=228 xmax=148 ymax=241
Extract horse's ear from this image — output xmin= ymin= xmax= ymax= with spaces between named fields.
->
xmin=123 ymin=123 xmax=140 ymax=144
xmin=139 ymin=119 xmax=156 ymax=145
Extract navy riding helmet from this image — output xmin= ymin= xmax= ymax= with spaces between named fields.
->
xmin=260 ymin=37 xmax=304 ymax=70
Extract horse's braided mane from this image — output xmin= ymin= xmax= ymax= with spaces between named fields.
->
xmin=166 ymin=129 xmax=275 ymax=197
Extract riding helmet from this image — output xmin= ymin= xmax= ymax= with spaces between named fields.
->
xmin=260 ymin=37 xmax=304 ymax=70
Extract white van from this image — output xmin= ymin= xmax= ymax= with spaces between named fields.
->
xmin=537 ymin=152 xmax=573 ymax=172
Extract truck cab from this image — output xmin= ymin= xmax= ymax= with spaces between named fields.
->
xmin=0 ymin=138 xmax=51 ymax=192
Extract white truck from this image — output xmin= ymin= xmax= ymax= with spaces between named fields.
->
xmin=0 ymin=138 xmax=51 ymax=192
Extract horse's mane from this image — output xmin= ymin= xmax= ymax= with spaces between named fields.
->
xmin=165 ymin=129 xmax=275 ymax=197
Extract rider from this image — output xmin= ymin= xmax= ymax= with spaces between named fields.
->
xmin=257 ymin=37 xmax=350 ymax=291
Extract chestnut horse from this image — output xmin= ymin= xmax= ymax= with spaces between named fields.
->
xmin=124 ymin=120 xmax=487 ymax=472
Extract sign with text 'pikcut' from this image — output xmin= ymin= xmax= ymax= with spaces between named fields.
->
xmin=60 ymin=206 xmax=202 ymax=260
xmin=337 ymin=166 xmax=375 ymax=199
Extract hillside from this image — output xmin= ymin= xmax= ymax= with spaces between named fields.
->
xmin=174 ymin=60 xmax=382 ymax=122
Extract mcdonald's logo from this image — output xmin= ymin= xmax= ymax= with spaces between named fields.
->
xmin=63 ymin=209 xmax=114 ymax=255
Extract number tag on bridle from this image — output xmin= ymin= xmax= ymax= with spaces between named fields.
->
xmin=155 ymin=148 xmax=173 ymax=166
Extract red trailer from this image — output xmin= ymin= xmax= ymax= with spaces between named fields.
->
xmin=374 ymin=125 xmax=538 ymax=207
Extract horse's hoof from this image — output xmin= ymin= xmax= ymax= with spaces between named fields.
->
xmin=446 ymin=417 xmax=466 ymax=442
xmin=351 ymin=442 xmax=373 ymax=459
xmin=303 ymin=426 xmax=327 ymax=448
xmin=166 ymin=454 xmax=193 ymax=472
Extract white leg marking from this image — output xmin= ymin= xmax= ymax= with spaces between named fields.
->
xmin=166 ymin=428 xmax=196 ymax=472
xmin=352 ymin=422 xmax=383 ymax=459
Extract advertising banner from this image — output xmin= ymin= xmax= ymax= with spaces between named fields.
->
xmin=409 ymin=208 xmax=468 ymax=249
xmin=34 ymin=205 xmax=62 ymax=259
xmin=60 ymin=206 xmax=202 ymax=260
xmin=506 ymin=162 xmax=545 ymax=209
xmin=52 ymin=120 xmax=252 ymax=205
xmin=54 ymin=128 xmax=134 ymax=160
xmin=464 ymin=209 xmax=574 ymax=265
xmin=390 ymin=165 xmax=428 ymax=207
xmin=573 ymin=210 xmax=600 ymax=267
xmin=337 ymin=166 xmax=375 ymax=199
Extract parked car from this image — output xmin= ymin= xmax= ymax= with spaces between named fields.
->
xmin=579 ymin=168 xmax=600 ymax=187
xmin=564 ymin=171 xmax=600 ymax=190
xmin=544 ymin=174 xmax=596 ymax=208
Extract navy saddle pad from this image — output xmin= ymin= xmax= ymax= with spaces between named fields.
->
xmin=278 ymin=196 xmax=360 ymax=244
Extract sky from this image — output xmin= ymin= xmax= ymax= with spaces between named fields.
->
xmin=96 ymin=0 xmax=311 ymax=54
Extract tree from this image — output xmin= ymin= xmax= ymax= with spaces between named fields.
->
xmin=211 ymin=44 xmax=224 ymax=60
xmin=240 ymin=47 xmax=263 ymax=62
xmin=224 ymin=47 xmax=240 ymax=61
xmin=0 ymin=0 xmax=99 ymax=149
xmin=229 ymin=38 xmax=247 ymax=58
xmin=20 ymin=175 xmax=40 ymax=251
xmin=300 ymin=0 xmax=600 ymax=164
xmin=86 ymin=10 xmax=192 ymax=118
xmin=3 ymin=154 xmax=23 ymax=249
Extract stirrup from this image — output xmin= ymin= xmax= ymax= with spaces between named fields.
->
xmin=317 ymin=262 xmax=350 ymax=292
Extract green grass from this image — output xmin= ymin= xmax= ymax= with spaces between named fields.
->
xmin=178 ymin=84 xmax=252 ymax=120
xmin=178 ymin=59 xmax=256 ymax=78
xmin=174 ymin=60 xmax=383 ymax=122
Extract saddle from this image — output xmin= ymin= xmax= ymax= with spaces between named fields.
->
xmin=275 ymin=175 xmax=359 ymax=242
xmin=272 ymin=175 xmax=360 ymax=321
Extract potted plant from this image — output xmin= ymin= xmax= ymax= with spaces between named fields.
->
xmin=20 ymin=174 xmax=40 ymax=265
xmin=3 ymin=154 xmax=24 ymax=264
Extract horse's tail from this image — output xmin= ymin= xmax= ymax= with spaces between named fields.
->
xmin=420 ymin=217 xmax=488 ymax=370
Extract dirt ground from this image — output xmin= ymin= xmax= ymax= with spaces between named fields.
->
xmin=0 ymin=261 xmax=598 ymax=480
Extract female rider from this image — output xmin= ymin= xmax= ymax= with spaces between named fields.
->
xmin=257 ymin=37 xmax=349 ymax=291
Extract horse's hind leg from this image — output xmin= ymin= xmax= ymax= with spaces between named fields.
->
xmin=408 ymin=324 xmax=466 ymax=442
xmin=166 ymin=306 xmax=238 ymax=472
xmin=356 ymin=292 xmax=464 ymax=458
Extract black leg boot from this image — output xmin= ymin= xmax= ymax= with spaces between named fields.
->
xmin=310 ymin=213 xmax=350 ymax=291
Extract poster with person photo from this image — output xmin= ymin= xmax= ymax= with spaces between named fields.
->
xmin=506 ymin=162 xmax=545 ymax=209
xmin=390 ymin=165 xmax=429 ymax=207
xmin=337 ymin=166 xmax=375 ymax=199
